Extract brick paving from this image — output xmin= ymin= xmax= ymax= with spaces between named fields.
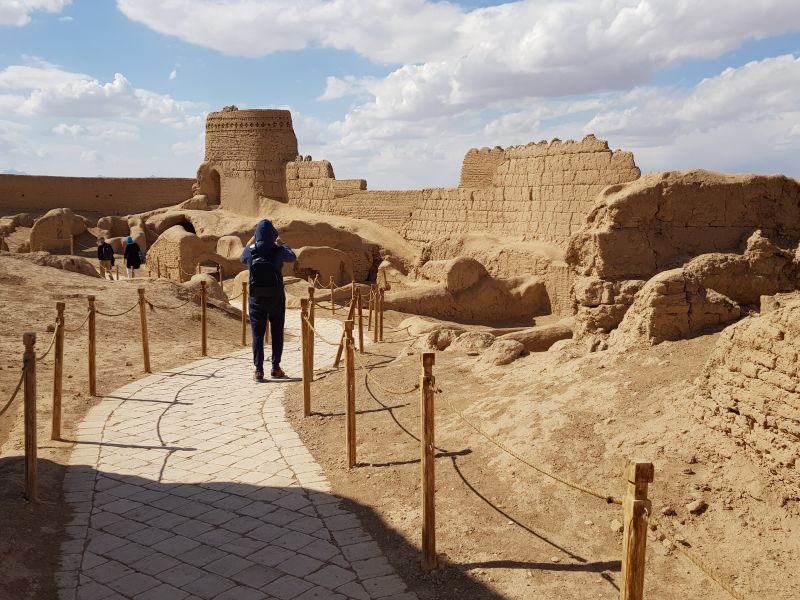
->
xmin=58 ymin=311 xmax=417 ymax=600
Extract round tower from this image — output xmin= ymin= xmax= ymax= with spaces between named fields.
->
xmin=196 ymin=107 xmax=299 ymax=215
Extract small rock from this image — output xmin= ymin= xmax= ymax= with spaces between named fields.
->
xmin=125 ymin=360 xmax=133 ymax=367
xmin=661 ymin=538 xmax=674 ymax=550
xmin=688 ymin=455 xmax=698 ymax=464
xmin=660 ymin=506 xmax=677 ymax=517
xmin=686 ymin=500 xmax=707 ymax=515
xmin=610 ymin=519 xmax=624 ymax=533
xmin=550 ymin=556 xmax=560 ymax=563
xmin=584 ymin=520 xmax=594 ymax=526
xmin=674 ymin=535 xmax=689 ymax=546
xmin=682 ymin=468 xmax=695 ymax=475
xmin=46 ymin=324 xmax=55 ymax=332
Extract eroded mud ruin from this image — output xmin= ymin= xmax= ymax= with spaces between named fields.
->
xmin=2 ymin=104 xmax=799 ymax=493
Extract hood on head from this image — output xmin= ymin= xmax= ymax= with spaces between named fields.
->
xmin=254 ymin=219 xmax=278 ymax=250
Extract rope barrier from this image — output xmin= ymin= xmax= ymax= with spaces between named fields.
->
xmin=64 ymin=312 xmax=90 ymax=333
xmin=0 ymin=368 xmax=24 ymax=418
xmin=441 ymin=393 xmax=622 ymax=505
xmin=228 ymin=290 xmax=243 ymax=301
xmin=303 ymin=317 xmax=344 ymax=347
xmin=353 ymin=350 xmax=420 ymax=395
xmin=95 ymin=302 xmax=140 ymax=318
xmin=145 ymin=295 xmax=196 ymax=311
xmin=644 ymin=510 xmax=746 ymax=600
xmin=36 ymin=326 xmax=59 ymax=361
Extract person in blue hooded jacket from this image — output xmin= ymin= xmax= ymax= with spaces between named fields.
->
xmin=240 ymin=219 xmax=297 ymax=380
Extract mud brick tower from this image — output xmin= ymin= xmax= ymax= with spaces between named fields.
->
xmin=195 ymin=106 xmax=299 ymax=215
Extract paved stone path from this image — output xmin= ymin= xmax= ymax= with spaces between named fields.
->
xmin=58 ymin=311 xmax=417 ymax=600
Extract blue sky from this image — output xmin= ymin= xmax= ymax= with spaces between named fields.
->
xmin=1 ymin=0 xmax=799 ymax=188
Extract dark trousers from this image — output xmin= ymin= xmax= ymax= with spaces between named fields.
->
xmin=249 ymin=295 xmax=286 ymax=373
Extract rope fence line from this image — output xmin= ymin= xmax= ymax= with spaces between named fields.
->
xmin=145 ymin=295 xmax=197 ymax=311
xmin=353 ymin=350 xmax=419 ymax=396
xmin=303 ymin=316 xmax=343 ymax=348
xmin=63 ymin=312 xmax=90 ymax=333
xmin=440 ymin=392 xmax=622 ymax=505
xmin=0 ymin=368 xmax=24 ymax=418
xmin=36 ymin=326 xmax=59 ymax=361
xmin=94 ymin=302 xmax=140 ymax=318
xmin=644 ymin=511 xmax=746 ymax=600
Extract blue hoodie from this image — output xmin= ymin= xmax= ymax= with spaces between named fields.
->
xmin=240 ymin=219 xmax=297 ymax=274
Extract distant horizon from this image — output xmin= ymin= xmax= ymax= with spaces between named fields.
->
xmin=1 ymin=1 xmax=799 ymax=188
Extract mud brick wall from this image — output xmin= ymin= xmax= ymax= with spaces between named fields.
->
xmin=459 ymin=147 xmax=506 ymax=188
xmin=0 ymin=175 xmax=194 ymax=216
xmin=285 ymin=159 xmax=420 ymax=231
xmin=695 ymin=299 xmax=800 ymax=488
xmin=404 ymin=136 xmax=640 ymax=247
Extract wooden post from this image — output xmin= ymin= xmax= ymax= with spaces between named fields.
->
xmin=334 ymin=297 xmax=357 ymax=369
xmin=23 ymin=332 xmax=37 ymax=502
xmin=329 ymin=277 xmax=335 ymax=315
xmin=621 ymin=461 xmax=654 ymax=600
xmin=379 ymin=288 xmax=385 ymax=342
xmin=51 ymin=302 xmax=65 ymax=440
xmin=115 ymin=264 xmax=120 ymax=281
xmin=137 ymin=288 xmax=151 ymax=373
xmin=88 ymin=296 xmax=96 ymax=396
xmin=241 ymin=281 xmax=248 ymax=346
xmin=217 ymin=264 xmax=222 ymax=283
xmin=196 ymin=264 xmax=200 ymax=275
xmin=345 ymin=320 xmax=356 ymax=468
xmin=156 ymin=257 xmax=161 ymax=278
xmin=70 ymin=235 xmax=75 ymax=255
xmin=308 ymin=286 xmax=315 ymax=374
xmin=301 ymin=299 xmax=312 ymax=417
xmin=368 ymin=285 xmax=374 ymax=332
xmin=420 ymin=352 xmax=437 ymax=570
xmin=201 ymin=281 xmax=208 ymax=356
xmin=357 ymin=292 xmax=364 ymax=354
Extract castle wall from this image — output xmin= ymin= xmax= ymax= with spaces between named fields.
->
xmin=404 ymin=137 xmax=639 ymax=247
xmin=284 ymin=136 xmax=640 ymax=250
xmin=0 ymin=175 xmax=193 ymax=216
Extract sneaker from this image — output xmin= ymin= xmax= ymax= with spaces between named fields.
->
xmin=271 ymin=369 xmax=287 ymax=379
xmin=253 ymin=371 xmax=264 ymax=381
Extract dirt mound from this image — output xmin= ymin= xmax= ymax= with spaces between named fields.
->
xmin=695 ymin=295 xmax=800 ymax=491
xmin=293 ymin=246 xmax=354 ymax=285
xmin=567 ymin=170 xmax=800 ymax=281
xmin=609 ymin=269 xmax=741 ymax=348
xmin=9 ymin=251 xmax=99 ymax=278
xmin=386 ymin=272 xmax=549 ymax=325
xmin=497 ymin=320 xmax=573 ymax=352
xmin=29 ymin=208 xmax=90 ymax=253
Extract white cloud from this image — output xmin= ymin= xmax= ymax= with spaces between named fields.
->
xmin=59 ymin=15 xmax=72 ymax=21
xmin=0 ymin=0 xmax=70 ymax=26
xmin=52 ymin=121 xmax=139 ymax=141
xmin=0 ymin=63 xmax=207 ymax=178
xmin=0 ymin=64 xmax=203 ymax=126
xmin=169 ymin=69 xmax=177 ymax=80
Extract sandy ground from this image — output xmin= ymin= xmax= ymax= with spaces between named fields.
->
xmin=0 ymin=254 xmax=244 ymax=600
xmin=284 ymin=310 xmax=800 ymax=600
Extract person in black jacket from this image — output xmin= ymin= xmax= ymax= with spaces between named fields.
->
xmin=240 ymin=220 xmax=297 ymax=380
xmin=96 ymin=237 xmax=115 ymax=280
xmin=123 ymin=235 xmax=142 ymax=279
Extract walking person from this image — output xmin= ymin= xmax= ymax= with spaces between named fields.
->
xmin=123 ymin=235 xmax=143 ymax=279
xmin=240 ymin=219 xmax=296 ymax=380
xmin=96 ymin=237 xmax=115 ymax=280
